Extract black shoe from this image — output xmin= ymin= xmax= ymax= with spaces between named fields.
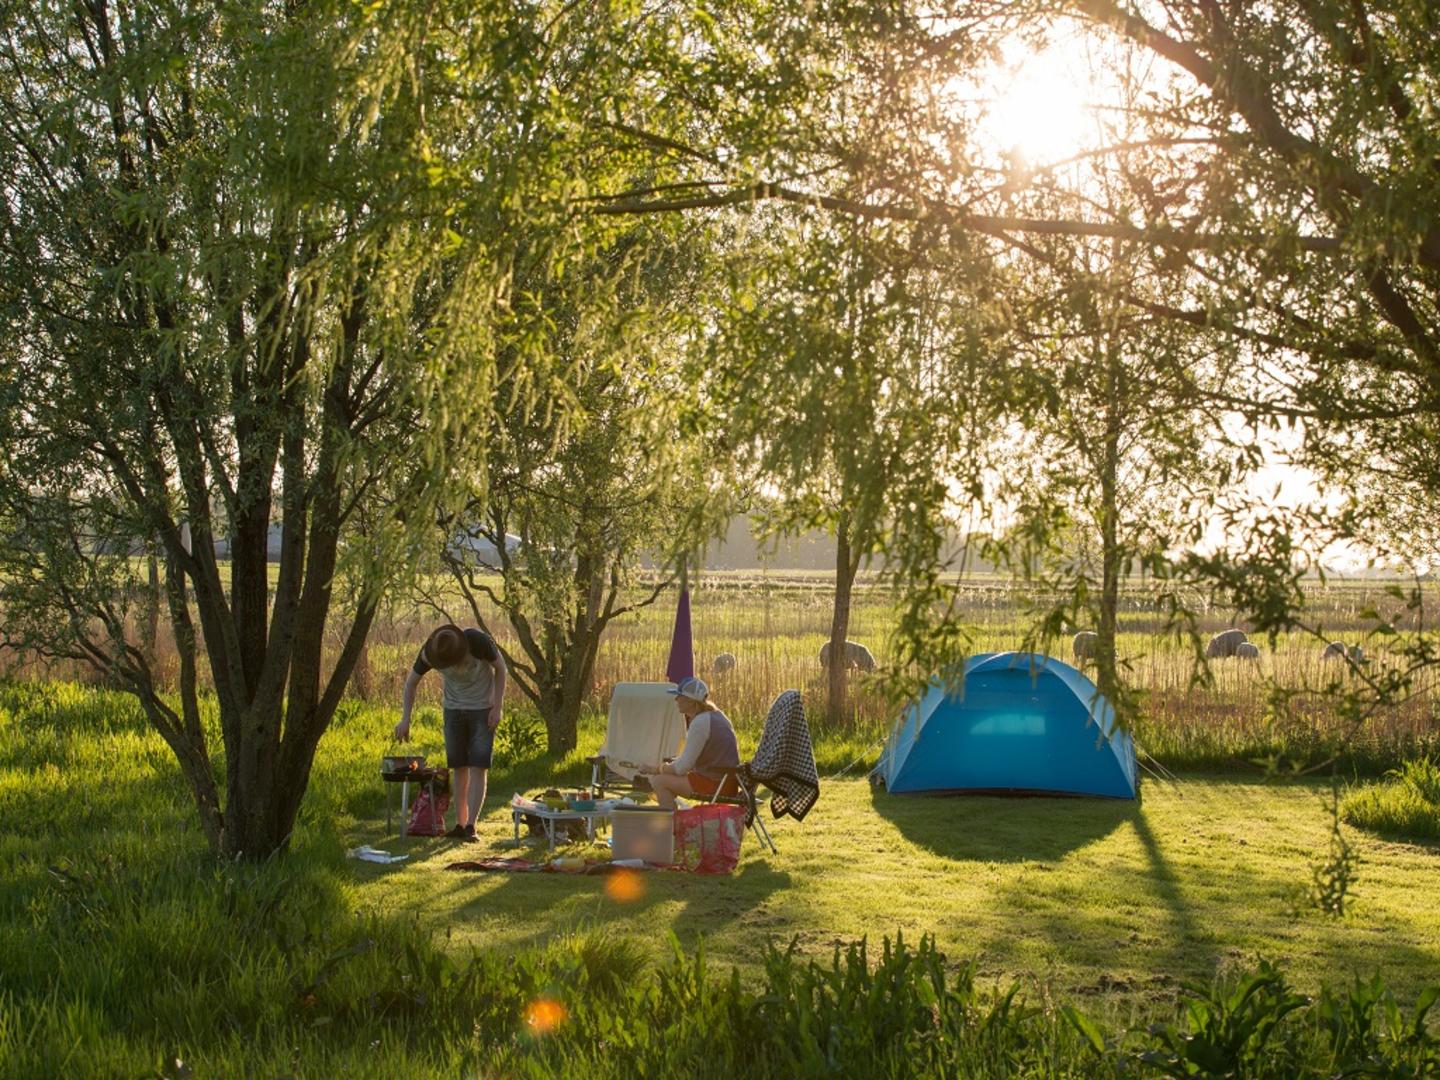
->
xmin=461 ymin=825 xmax=478 ymax=843
xmin=445 ymin=824 xmax=468 ymax=839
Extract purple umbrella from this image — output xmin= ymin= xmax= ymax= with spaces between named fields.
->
xmin=665 ymin=585 xmax=695 ymax=685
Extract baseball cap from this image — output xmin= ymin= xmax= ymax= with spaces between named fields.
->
xmin=667 ymin=676 xmax=710 ymax=702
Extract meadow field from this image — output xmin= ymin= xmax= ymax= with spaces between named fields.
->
xmin=3 ymin=575 xmax=1439 ymax=1075
xmin=357 ymin=570 xmax=1439 ymax=774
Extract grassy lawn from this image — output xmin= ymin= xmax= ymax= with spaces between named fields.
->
xmin=6 ymin=681 xmax=1440 ymax=1073
xmin=352 ymin=752 xmax=1440 ymax=1022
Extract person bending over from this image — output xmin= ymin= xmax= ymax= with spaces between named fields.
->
xmin=395 ymin=624 xmax=507 ymax=841
xmin=646 ymin=676 xmax=740 ymax=810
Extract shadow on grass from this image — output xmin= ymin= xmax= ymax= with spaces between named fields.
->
xmin=431 ymin=849 xmax=792 ymax=958
xmin=868 ymin=782 xmax=1138 ymax=863
xmin=426 ymin=823 xmax=794 ymax=944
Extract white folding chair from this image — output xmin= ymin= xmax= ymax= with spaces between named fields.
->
xmin=588 ymin=682 xmax=686 ymax=797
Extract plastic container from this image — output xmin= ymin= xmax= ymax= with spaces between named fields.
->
xmin=610 ymin=806 xmax=675 ymax=866
xmin=567 ymin=798 xmax=597 ymax=811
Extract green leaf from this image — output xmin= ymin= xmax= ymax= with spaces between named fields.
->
xmin=1061 ymin=1005 xmax=1108 ymax=1055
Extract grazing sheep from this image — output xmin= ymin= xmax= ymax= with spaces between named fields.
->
xmin=1322 ymin=641 xmax=1364 ymax=664
xmin=1205 ymin=628 xmax=1250 ymax=658
xmin=819 ymin=640 xmax=877 ymax=672
xmin=1072 ymin=631 xmax=1099 ymax=662
xmin=1235 ymin=642 xmax=1261 ymax=660
xmin=712 ymin=652 xmax=737 ymax=676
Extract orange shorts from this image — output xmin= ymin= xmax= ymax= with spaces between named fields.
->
xmin=686 ymin=771 xmax=740 ymax=797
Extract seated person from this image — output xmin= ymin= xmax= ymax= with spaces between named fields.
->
xmin=645 ymin=676 xmax=740 ymax=809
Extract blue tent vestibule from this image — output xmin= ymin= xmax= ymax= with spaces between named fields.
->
xmin=873 ymin=652 xmax=1137 ymax=799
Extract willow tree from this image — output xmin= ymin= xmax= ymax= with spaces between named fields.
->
xmin=992 ymin=1 xmax=1440 ymax=706
xmin=991 ymin=233 xmax=1238 ymax=712
xmin=0 ymin=0 xmax=655 ymax=857
xmin=431 ymin=227 xmax=724 ymax=755
xmin=709 ymin=213 xmax=989 ymax=723
xmin=572 ymin=0 xmax=1440 ymax=699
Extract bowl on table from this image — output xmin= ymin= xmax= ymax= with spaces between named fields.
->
xmin=567 ymin=798 xmax=597 ymax=811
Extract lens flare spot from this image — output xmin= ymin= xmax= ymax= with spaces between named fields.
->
xmin=604 ymin=868 xmax=645 ymax=903
xmin=524 ymin=997 xmax=567 ymax=1035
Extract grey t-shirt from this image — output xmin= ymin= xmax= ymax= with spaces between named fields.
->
xmin=413 ymin=628 xmax=500 ymax=711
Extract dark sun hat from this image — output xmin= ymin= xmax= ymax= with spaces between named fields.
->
xmin=424 ymin=624 xmax=468 ymax=669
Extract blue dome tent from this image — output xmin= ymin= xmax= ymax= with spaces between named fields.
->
xmin=873 ymin=652 xmax=1137 ymax=799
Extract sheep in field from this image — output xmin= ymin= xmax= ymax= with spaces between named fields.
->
xmin=819 ymin=640 xmax=877 ymax=672
xmin=1235 ymin=642 xmax=1261 ymax=660
xmin=1322 ymin=642 xmax=1364 ymax=664
xmin=1072 ymin=631 xmax=1099 ymax=662
xmin=1205 ymin=628 xmax=1250 ymax=658
xmin=711 ymin=652 xmax=737 ymax=676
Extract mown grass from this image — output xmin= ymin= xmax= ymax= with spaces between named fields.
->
xmin=5 ymin=681 xmax=1440 ymax=1076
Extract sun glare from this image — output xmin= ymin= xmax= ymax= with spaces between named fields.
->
xmin=983 ymin=42 xmax=1094 ymax=165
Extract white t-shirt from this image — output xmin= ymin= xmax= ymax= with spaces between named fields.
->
xmin=669 ymin=712 xmax=713 ymax=775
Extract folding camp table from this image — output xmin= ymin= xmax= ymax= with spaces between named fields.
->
xmin=510 ymin=804 xmax=612 ymax=850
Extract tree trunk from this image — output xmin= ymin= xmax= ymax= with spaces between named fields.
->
xmin=539 ymin=676 xmax=585 ymax=757
xmin=827 ymin=512 xmax=862 ymax=727
xmin=140 ymin=549 xmax=161 ymax=669
xmin=1096 ymin=347 xmax=1123 ymax=711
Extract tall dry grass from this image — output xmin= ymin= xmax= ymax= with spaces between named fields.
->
xmin=6 ymin=570 xmax=1436 ymax=771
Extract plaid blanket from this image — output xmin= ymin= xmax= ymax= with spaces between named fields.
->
xmin=741 ymin=690 xmax=819 ymax=821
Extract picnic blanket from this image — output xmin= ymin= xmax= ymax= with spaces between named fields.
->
xmin=446 ymin=858 xmax=547 ymax=872
xmin=741 ymin=690 xmax=819 ymax=821
xmin=445 ymin=858 xmax=673 ymax=875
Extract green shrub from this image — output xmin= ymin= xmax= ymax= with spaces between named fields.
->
xmin=1341 ymin=759 xmax=1440 ymax=841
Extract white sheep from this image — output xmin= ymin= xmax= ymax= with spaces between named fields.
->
xmin=1322 ymin=641 xmax=1364 ymax=664
xmin=819 ymin=640 xmax=877 ymax=672
xmin=711 ymin=652 xmax=737 ymax=676
xmin=1205 ymin=628 xmax=1249 ymax=658
xmin=1072 ymin=631 xmax=1098 ymax=662
xmin=1235 ymin=642 xmax=1260 ymax=660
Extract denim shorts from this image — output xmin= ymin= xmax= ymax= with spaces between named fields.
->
xmin=443 ymin=708 xmax=495 ymax=768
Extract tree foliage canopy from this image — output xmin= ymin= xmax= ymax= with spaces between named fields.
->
xmin=5 ymin=0 xmax=1440 ymax=853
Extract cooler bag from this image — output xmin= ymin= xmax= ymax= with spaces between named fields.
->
xmin=672 ymin=804 xmax=746 ymax=874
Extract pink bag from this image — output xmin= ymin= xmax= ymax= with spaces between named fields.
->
xmin=407 ymin=788 xmax=451 ymax=836
xmin=672 ymin=804 xmax=746 ymax=874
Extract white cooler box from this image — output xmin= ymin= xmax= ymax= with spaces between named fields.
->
xmin=611 ymin=806 xmax=674 ymax=865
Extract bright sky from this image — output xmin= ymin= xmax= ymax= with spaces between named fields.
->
xmin=954 ymin=31 xmax=1396 ymax=574
xmin=980 ymin=37 xmax=1096 ymax=165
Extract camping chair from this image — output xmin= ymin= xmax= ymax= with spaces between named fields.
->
xmin=708 ymin=767 xmax=777 ymax=854
xmin=708 ymin=689 xmax=819 ymax=855
xmin=589 ymin=682 xmax=687 ymax=798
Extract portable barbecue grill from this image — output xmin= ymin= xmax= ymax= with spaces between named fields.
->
xmin=381 ymin=754 xmax=427 ymax=781
xmin=380 ymin=753 xmax=440 ymax=835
